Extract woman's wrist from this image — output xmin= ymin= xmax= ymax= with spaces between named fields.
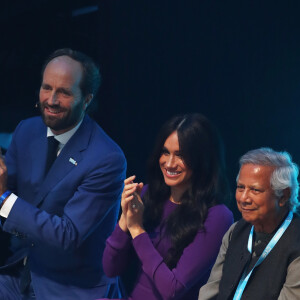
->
xmin=129 ymin=226 xmax=146 ymax=239
xmin=118 ymin=214 xmax=128 ymax=232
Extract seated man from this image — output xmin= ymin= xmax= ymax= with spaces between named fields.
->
xmin=0 ymin=48 xmax=126 ymax=299
xmin=199 ymin=147 xmax=300 ymax=300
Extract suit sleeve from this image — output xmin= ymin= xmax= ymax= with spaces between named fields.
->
xmin=3 ymin=150 xmax=126 ymax=251
xmin=278 ymin=256 xmax=300 ymax=300
xmin=5 ymin=120 xmax=23 ymax=195
xmin=132 ymin=205 xmax=233 ymax=300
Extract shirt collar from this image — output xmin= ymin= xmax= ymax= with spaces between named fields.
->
xmin=47 ymin=119 xmax=83 ymax=146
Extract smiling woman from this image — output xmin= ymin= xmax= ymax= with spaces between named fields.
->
xmin=100 ymin=113 xmax=233 ymax=300
xmin=159 ymin=131 xmax=192 ymax=202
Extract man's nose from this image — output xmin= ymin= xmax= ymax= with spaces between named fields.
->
xmin=48 ymin=92 xmax=58 ymax=105
xmin=240 ymin=189 xmax=250 ymax=202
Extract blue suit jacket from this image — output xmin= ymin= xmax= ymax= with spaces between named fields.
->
xmin=1 ymin=115 xmax=126 ymax=299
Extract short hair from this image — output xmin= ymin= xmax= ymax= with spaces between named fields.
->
xmin=238 ymin=147 xmax=299 ymax=212
xmin=41 ymin=48 xmax=101 ymax=97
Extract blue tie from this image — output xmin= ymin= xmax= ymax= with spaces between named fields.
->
xmin=45 ymin=136 xmax=59 ymax=175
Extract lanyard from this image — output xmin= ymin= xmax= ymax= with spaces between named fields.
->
xmin=233 ymin=211 xmax=293 ymax=300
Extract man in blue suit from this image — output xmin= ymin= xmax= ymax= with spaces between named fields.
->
xmin=0 ymin=49 xmax=126 ymax=299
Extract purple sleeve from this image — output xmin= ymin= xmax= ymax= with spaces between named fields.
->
xmin=132 ymin=205 xmax=233 ymax=300
xmin=102 ymin=184 xmax=148 ymax=278
xmin=102 ymin=224 xmax=133 ymax=277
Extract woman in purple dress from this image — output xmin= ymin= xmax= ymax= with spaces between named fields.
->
xmin=101 ymin=113 xmax=233 ymax=300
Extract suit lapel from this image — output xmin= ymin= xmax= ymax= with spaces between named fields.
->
xmin=33 ymin=116 xmax=93 ymax=207
xmin=30 ymin=127 xmax=48 ymax=194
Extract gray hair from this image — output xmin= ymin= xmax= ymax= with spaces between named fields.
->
xmin=238 ymin=147 xmax=299 ymax=212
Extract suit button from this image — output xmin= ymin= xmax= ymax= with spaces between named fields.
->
xmin=31 ymin=243 xmax=34 ymax=247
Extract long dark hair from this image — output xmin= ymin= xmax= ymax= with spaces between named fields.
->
xmin=143 ymin=113 xmax=230 ymax=269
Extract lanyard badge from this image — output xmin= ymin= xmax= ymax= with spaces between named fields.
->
xmin=233 ymin=211 xmax=293 ymax=300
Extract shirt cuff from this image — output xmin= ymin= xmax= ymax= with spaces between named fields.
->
xmin=0 ymin=193 xmax=18 ymax=218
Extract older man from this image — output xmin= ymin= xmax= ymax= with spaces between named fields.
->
xmin=199 ymin=147 xmax=300 ymax=300
xmin=0 ymin=49 xmax=126 ymax=299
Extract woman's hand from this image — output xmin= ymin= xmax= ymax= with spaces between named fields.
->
xmin=119 ymin=175 xmax=145 ymax=238
xmin=126 ymin=183 xmax=145 ymax=239
xmin=119 ymin=176 xmax=137 ymax=232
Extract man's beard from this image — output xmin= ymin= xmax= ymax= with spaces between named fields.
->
xmin=40 ymin=102 xmax=84 ymax=133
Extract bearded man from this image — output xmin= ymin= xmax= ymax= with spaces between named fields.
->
xmin=0 ymin=49 xmax=126 ymax=300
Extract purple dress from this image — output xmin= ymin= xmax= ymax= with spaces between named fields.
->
xmin=101 ymin=201 xmax=233 ymax=300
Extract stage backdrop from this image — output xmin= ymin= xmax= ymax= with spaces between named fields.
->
xmin=1 ymin=1 xmax=300 ymax=218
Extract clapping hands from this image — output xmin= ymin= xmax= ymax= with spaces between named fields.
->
xmin=119 ymin=175 xmax=145 ymax=238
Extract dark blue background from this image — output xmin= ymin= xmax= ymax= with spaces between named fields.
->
xmin=1 ymin=1 xmax=300 ymax=218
